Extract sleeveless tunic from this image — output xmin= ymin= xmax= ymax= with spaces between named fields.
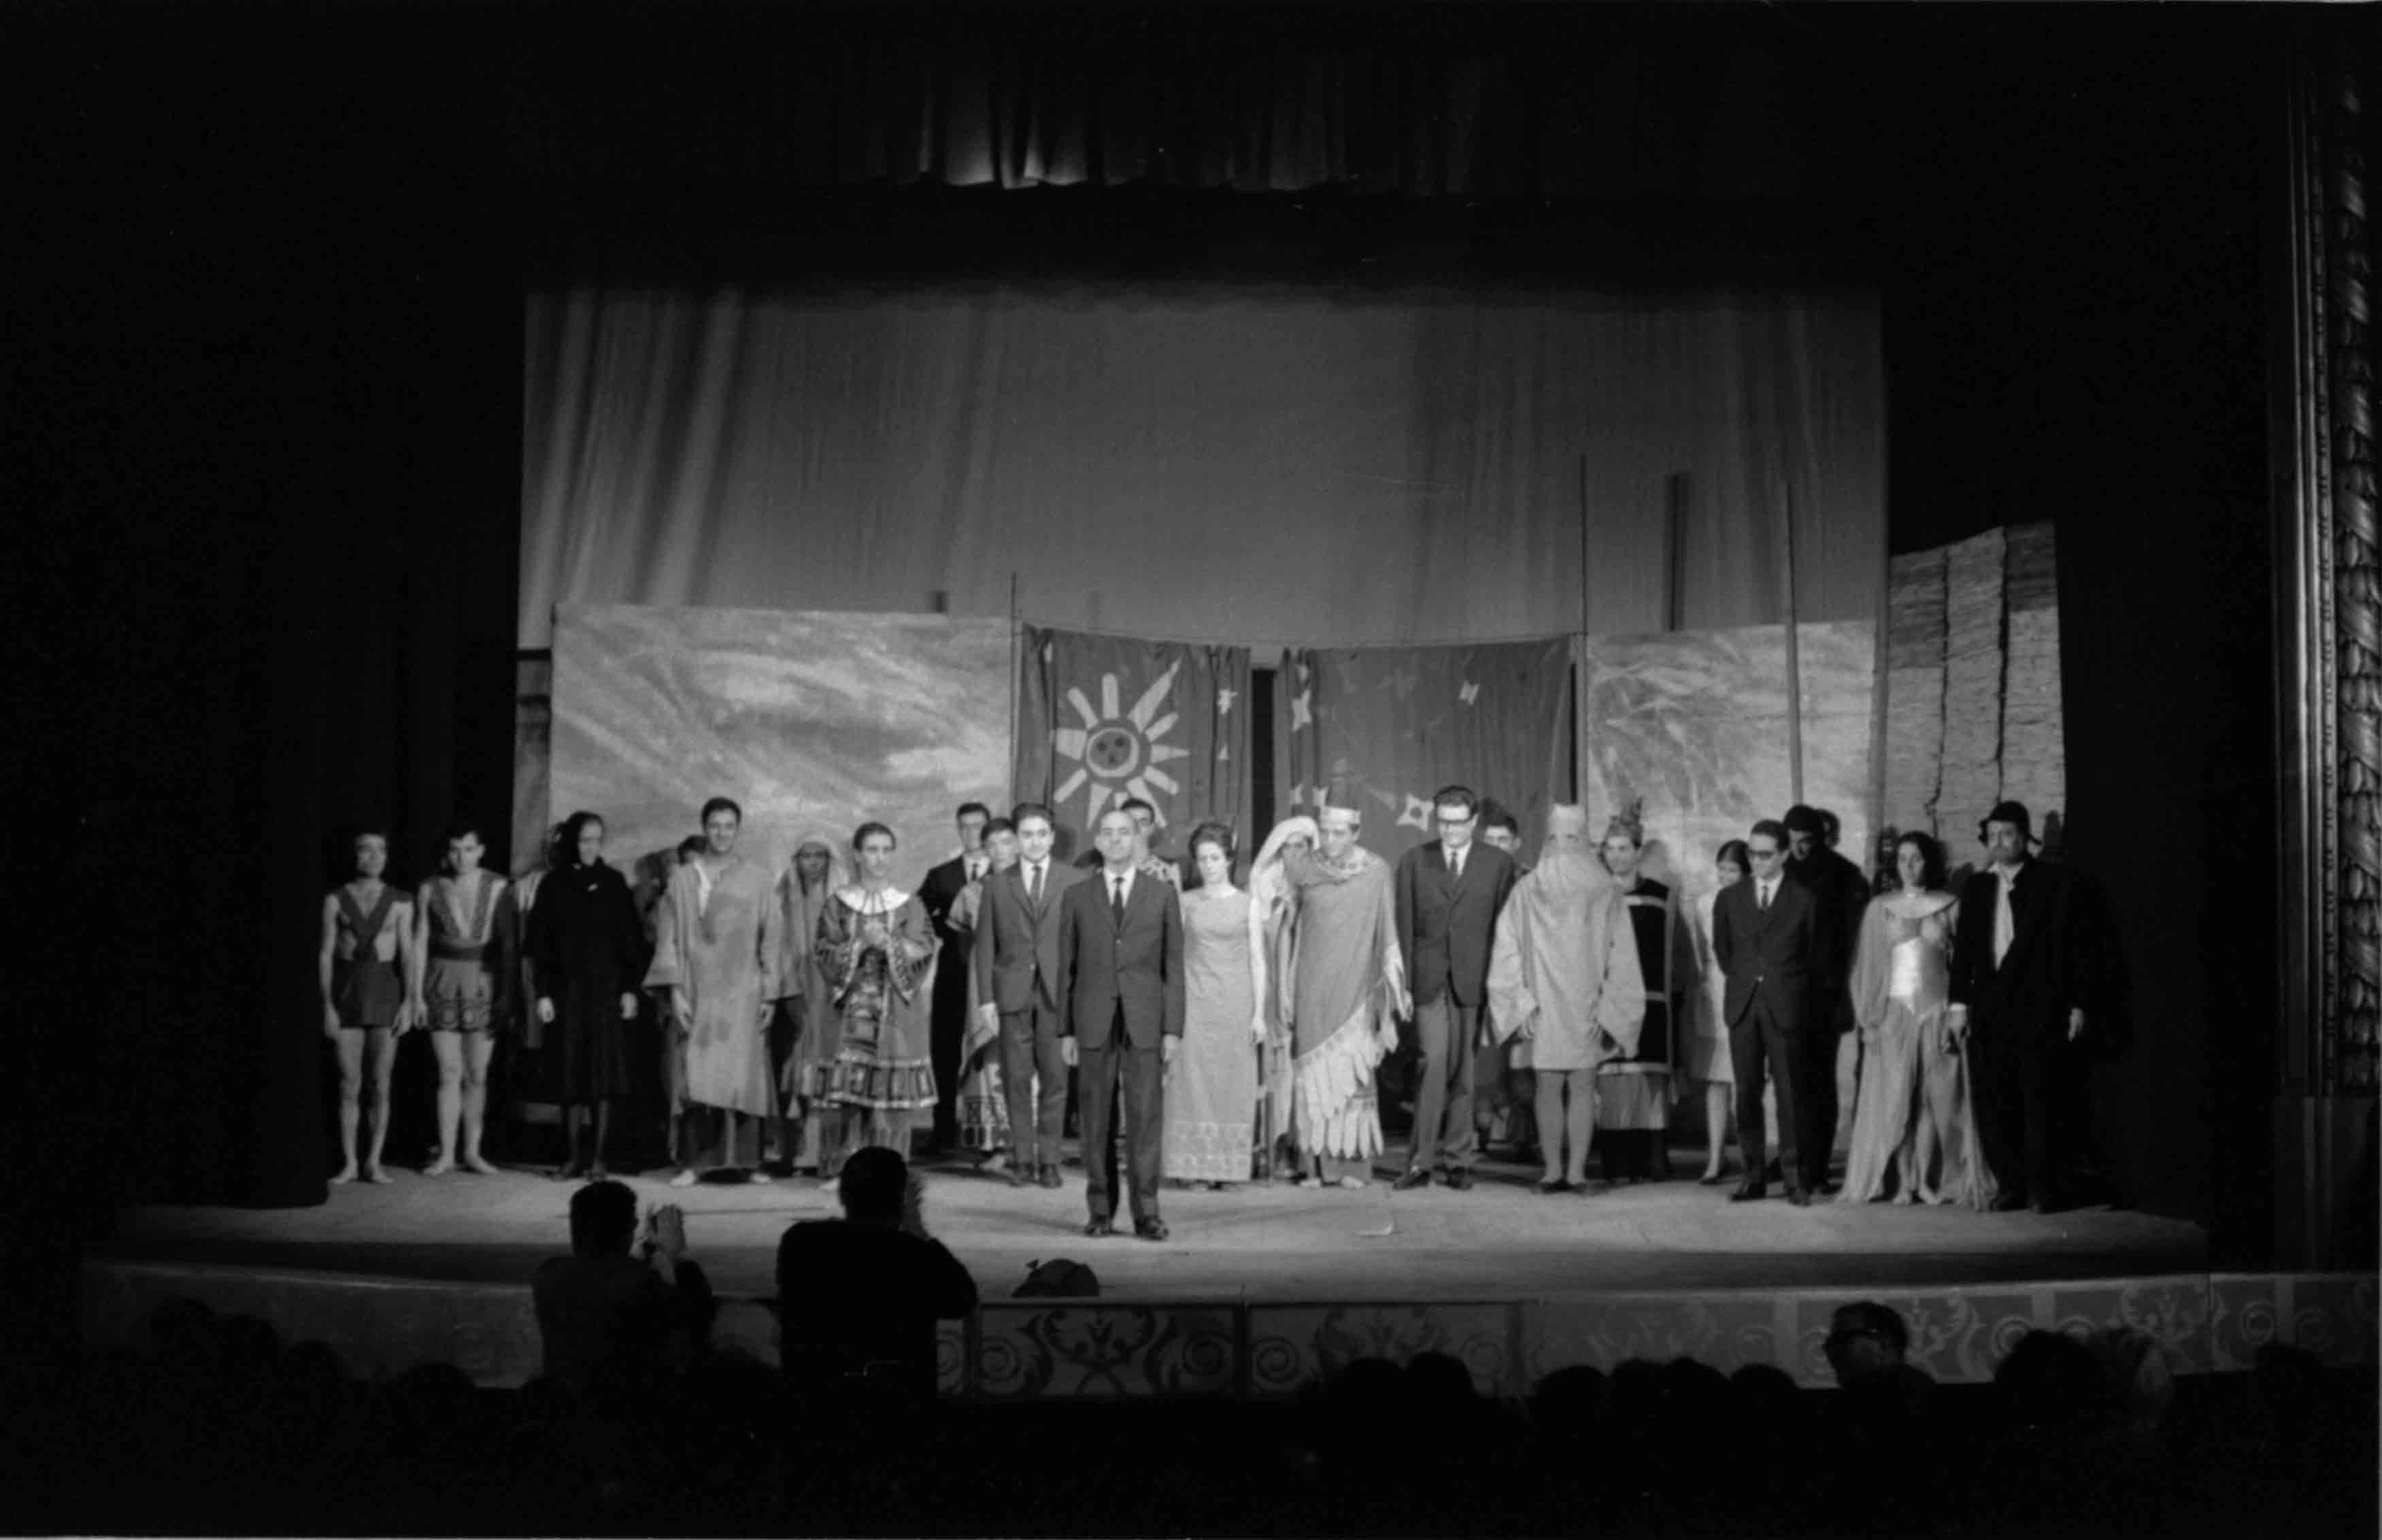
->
xmin=420 ymin=872 xmax=501 ymax=1033
xmin=333 ymin=885 xmax=403 ymax=1031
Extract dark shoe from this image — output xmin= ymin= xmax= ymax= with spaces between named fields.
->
xmin=1537 ymin=1178 xmax=1572 ymax=1195
xmin=1039 ymin=1165 xmax=1064 ymax=1190
xmin=1696 ymin=1172 xmax=1724 ymax=1187
xmin=1083 ymin=1216 xmax=1115 ymax=1238
xmin=1444 ymin=1169 xmax=1473 ymax=1192
xmin=1989 ymin=1190 xmax=2028 ymax=1213
xmin=1391 ymin=1167 xmax=1432 ymax=1192
xmin=1005 ymin=1167 xmax=1032 ymax=1189
xmin=1730 ymin=1182 xmax=1767 ymax=1203
xmin=1135 ymin=1218 xmax=1169 ymax=1243
xmin=1785 ymin=1188 xmax=1813 ymax=1207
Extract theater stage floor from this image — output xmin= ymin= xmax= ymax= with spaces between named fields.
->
xmin=102 ymin=1149 xmax=2202 ymax=1299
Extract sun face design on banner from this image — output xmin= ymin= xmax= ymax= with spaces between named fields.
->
xmin=1051 ymin=661 xmax=1191 ymax=828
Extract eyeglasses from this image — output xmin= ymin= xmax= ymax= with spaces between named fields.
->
xmin=1748 ymin=847 xmax=1781 ymax=860
xmin=1435 ymin=814 xmax=1475 ymax=828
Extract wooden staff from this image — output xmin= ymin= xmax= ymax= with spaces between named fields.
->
xmin=1782 ymin=481 xmax=1805 ymax=804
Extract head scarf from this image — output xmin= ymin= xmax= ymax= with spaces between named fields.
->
xmin=1532 ymin=803 xmax=1616 ymax=909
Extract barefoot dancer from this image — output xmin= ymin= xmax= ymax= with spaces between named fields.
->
xmin=320 ymin=831 xmax=416 ymax=1184
xmin=412 ymin=822 xmax=507 ymax=1176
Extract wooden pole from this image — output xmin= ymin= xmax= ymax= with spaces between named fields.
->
xmin=1781 ymin=481 xmax=1805 ymax=805
xmin=1007 ymin=571 xmax=1022 ymax=809
xmin=1664 ymin=472 xmax=1689 ymax=632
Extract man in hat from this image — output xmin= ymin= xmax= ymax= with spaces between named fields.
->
xmin=1946 ymin=801 xmax=2117 ymax=1212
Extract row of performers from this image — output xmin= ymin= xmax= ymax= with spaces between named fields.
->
xmin=318 ymin=790 xmax=2115 ymax=1214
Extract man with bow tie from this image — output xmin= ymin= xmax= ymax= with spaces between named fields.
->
xmin=920 ymin=802 xmax=992 ymax=1154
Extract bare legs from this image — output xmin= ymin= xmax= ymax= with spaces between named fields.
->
xmin=331 ymin=1027 xmax=395 ymax=1184
xmin=424 ymin=1031 xmax=499 ymax=1175
xmin=1701 ymin=1082 xmax=1732 ymax=1180
xmin=558 ymin=1101 xmax=613 ymax=1179
xmin=1532 ymin=1069 xmax=1594 ymax=1187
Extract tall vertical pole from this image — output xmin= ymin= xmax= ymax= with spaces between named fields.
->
xmin=1781 ymin=481 xmax=1805 ymax=805
xmin=1007 ymin=571 xmax=1022 ymax=809
xmin=1664 ymin=472 xmax=1689 ymax=632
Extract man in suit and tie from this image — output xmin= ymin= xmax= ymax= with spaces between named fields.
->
xmin=1947 ymin=801 xmax=2117 ymax=1213
xmin=974 ymin=803 xmax=1086 ymax=1190
xmin=1783 ymin=803 xmax=1873 ymax=1186
xmin=1058 ymin=807 xmax=1186 ymax=1240
xmin=1712 ymin=819 xmax=1822 ymax=1205
xmin=919 ymin=802 xmax=992 ymax=1153
xmin=1392 ymin=785 xmax=1518 ymax=1192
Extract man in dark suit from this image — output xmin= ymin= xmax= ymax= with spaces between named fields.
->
xmin=974 ymin=802 xmax=1086 ymax=1190
xmin=1947 ymin=801 xmax=2115 ymax=1213
xmin=1058 ymin=807 xmax=1186 ymax=1241
xmin=1392 ymin=785 xmax=1518 ymax=1191
xmin=1783 ymin=803 xmax=1872 ymax=1186
xmin=1712 ymin=819 xmax=1822 ymax=1204
xmin=918 ymin=802 xmax=992 ymax=1152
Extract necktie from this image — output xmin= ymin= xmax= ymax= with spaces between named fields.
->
xmin=1450 ymin=847 xmax=1464 ymax=882
xmin=1759 ymin=882 xmax=1771 ymax=911
xmin=1028 ymin=864 xmax=1043 ymax=907
xmin=1994 ymin=873 xmax=2017 ymax=967
xmin=1111 ymin=876 xmax=1126 ymax=923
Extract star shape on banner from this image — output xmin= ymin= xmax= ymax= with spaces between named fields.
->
xmin=1290 ymin=690 xmax=1313 ymax=731
xmin=1218 ymin=688 xmax=1237 ymax=716
xmin=1288 ymin=782 xmax=1313 ymax=810
xmin=1397 ymin=794 xmax=1435 ymax=833
xmin=1458 ymin=679 xmax=1480 ymax=705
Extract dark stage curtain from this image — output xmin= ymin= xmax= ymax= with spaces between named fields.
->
xmin=14 ymin=18 xmax=521 ymax=1254
xmin=505 ymin=5 xmax=1834 ymax=202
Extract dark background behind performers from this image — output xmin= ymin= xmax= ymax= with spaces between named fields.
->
xmin=7 ymin=4 xmax=2285 ymax=1364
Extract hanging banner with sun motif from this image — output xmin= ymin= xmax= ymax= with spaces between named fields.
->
xmin=1274 ymin=637 xmax=1573 ymax=857
xmin=1012 ymin=626 xmax=1253 ymax=866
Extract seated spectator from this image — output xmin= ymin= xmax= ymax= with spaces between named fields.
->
xmin=531 ymin=1179 xmax=713 ymax=1392
xmin=1824 ymin=1301 xmax=1934 ymax=1415
xmin=774 ymin=1146 xmax=977 ymax=1403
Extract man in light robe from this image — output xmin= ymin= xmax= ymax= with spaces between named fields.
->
xmin=645 ymin=796 xmax=779 ymax=1188
xmin=1487 ymin=805 xmax=1646 ymax=1192
xmin=1280 ymin=801 xmax=1409 ymax=1187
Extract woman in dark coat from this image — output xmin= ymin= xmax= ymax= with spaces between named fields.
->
xmin=530 ymin=809 xmax=648 ymax=1178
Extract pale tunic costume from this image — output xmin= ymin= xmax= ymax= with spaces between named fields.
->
xmin=420 ymin=870 xmax=505 ymax=1035
xmin=1487 ymin=849 xmax=1645 ymax=1073
xmin=1281 ymin=842 xmax=1405 ymax=1173
xmin=816 ymin=884 xmax=938 ymax=1165
xmin=948 ymin=874 xmax=1011 ymax=1155
xmin=643 ymin=855 xmax=779 ymax=1124
xmin=1163 ymin=885 xmax=1260 ymax=1183
xmin=771 ymin=833 xmax=851 ymax=1169
xmin=1843 ymin=893 xmax=1997 ymax=1207
xmin=1247 ymin=817 xmax=1318 ymax=1168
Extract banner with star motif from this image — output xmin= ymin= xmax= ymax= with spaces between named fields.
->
xmin=1274 ymin=638 xmax=1573 ymax=854
xmin=1012 ymin=626 xmax=1252 ymax=866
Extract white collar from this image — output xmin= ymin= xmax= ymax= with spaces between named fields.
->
xmin=835 ymin=883 xmax=913 ymax=912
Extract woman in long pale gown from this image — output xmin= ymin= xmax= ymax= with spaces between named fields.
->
xmin=816 ymin=821 xmax=938 ymax=1178
xmin=772 ymin=831 xmax=850 ymax=1175
xmin=1486 ymin=805 xmax=1646 ymax=1192
xmin=950 ymin=818 xmax=1018 ymax=1167
xmin=1247 ymin=816 xmax=1317 ymax=1179
xmin=1164 ymin=822 xmax=1264 ymax=1188
xmin=1843 ymin=831 xmax=1997 ymax=1207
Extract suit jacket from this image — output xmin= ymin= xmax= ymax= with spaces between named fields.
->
xmin=973 ymin=858 xmax=1086 ymax=1015
xmin=1712 ymin=875 xmax=1818 ymax=1032
xmin=1947 ymin=859 xmax=2118 ymax=1045
xmin=919 ymin=855 xmax=975 ymax=952
xmin=1394 ymin=842 xmax=1517 ymax=1007
xmin=1058 ymin=866 xmax=1186 ymax=1050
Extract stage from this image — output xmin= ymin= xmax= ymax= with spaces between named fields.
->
xmin=80 ymin=1150 xmax=2377 ymax=1399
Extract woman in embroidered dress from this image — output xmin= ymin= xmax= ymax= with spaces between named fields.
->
xmin=529 ymin=811 xmax=645 ymax=1179
xmin=772 ymin=831 xmax=850 ymax=1176
xmin=1163 ymin=822 xmax=1264 ymax=1188
xmin=1280 ymin=801 xmax=1407 ymax=1189
xmin=411 ymin=821 xmax=508 ymax=1175
xmin=1247 ymin=816 xmax=1318 ymax=1181
xmin=319 ymin=830 xmax=417 ymax=1184
xmin=1843 ymin=831 xmax=1996 ymax=1207
xmin=816 ymin=822 xmax=939 ymax=1178
xmin=951 ymin=818 xmax=1018 ymax=1169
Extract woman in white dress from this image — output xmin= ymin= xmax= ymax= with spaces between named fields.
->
xmin=1843 ymin=831 xmax=1996 ymax=1207
xmin=1163 ymin=822 xmax=1265 ymax=1188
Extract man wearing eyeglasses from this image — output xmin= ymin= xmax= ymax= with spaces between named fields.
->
xmin=1391 ymin=784 xmax=1517 ymax=1191
xmin=1711 ymin=819 xmax=1822 ymax=1204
